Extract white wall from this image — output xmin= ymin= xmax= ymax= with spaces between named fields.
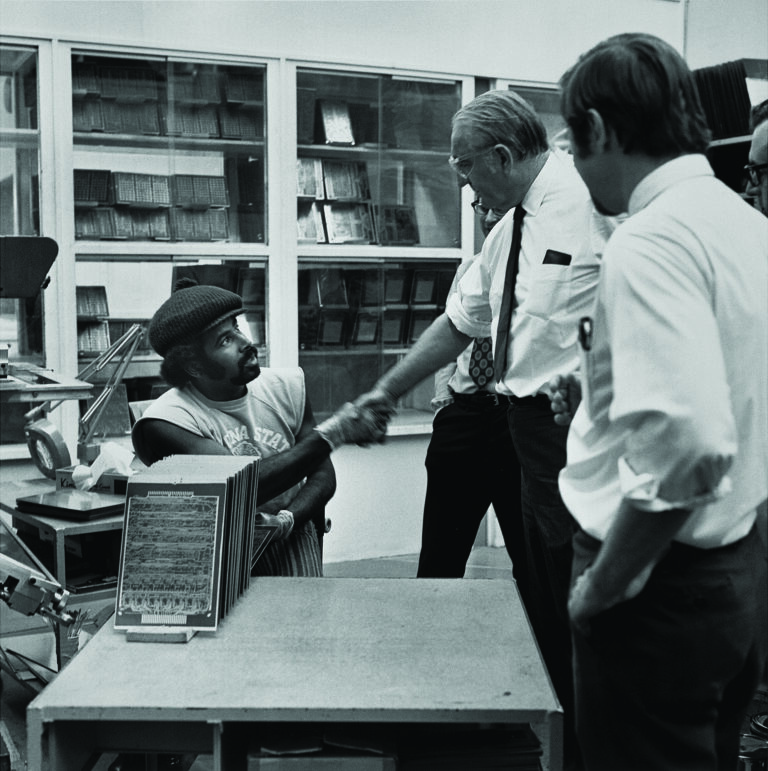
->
xmin=684 ymin=0 xmax=768 ymax=69
xmin=684 ymin=0 xmax=768 ymax=104
xmin=323 ymin=436 xmax=429 ymax=563
xmin=4 ymin=0 xmax=764 ymax=104
xmin=3 ymin=0 xmax=682 ymax=82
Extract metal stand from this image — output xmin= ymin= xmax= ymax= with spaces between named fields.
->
xmin=24 ymin=323 xmax=145 ymax=477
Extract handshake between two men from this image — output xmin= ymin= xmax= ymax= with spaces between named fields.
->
xmin=315 ymin=372 xmax=583 ymax=451
xmin=314 ymin=385 xmax=400 ymax=449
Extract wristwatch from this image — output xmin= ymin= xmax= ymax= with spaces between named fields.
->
xmin=276 ymin=509 xmax=295 ymax=539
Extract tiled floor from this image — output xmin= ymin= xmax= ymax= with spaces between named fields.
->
xmin=324 ymin=545 xmax=515 ymax=580
xmin=0 ymin=547 xmax=514 ymax=770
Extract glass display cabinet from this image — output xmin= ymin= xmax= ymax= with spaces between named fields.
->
xmin=70 ymin=52 xmax=270 ymax=407
xmin=1 ymin=44 xmax=43 ymax=443
xmin=294 ymin=68 xmax=464 ymax=418
xmin=4 ymin=48 xmax=475 ymax=448
xmin=295 ymin=69 xmax=462 ymax=249
xmin=298 ymin=258 xmax=458 ymax=417
xmin=71 ymin=53 xmax=266 ymax=245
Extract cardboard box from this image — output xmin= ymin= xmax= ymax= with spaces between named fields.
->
xmin=55 ymin=466 xmax=129 ymax=496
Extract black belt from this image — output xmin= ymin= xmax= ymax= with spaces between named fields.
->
xmin=450 ymin=390 xmax=551 ymax=410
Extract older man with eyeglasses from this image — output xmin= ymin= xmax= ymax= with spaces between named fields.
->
xmin=746 ymin=98 xmax=768 ymax=216
xmin=355 ymin=89 xmax=618 ymax=771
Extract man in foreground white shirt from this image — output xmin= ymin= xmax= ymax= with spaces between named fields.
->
xmin=554 ymin=32 xmax=768 ymax=771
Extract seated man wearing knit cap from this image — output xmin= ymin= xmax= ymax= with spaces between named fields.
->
xmin=132 ymin=279 xmax=383 ymax=576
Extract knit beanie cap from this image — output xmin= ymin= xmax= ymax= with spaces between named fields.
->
xmin=148 ymin=278 xmax=243 ymax=356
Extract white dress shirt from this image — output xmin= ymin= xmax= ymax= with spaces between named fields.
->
xmin=446 ymin=150 xmax=607 ymax=397
xmin=430 ymin=255 xmax=494 ymax=408
xmin=559 ymin=155 xmax=768 ymax=547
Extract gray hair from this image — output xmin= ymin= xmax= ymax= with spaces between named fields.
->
xmin=452 ymin=89 xmax=549 ymax=161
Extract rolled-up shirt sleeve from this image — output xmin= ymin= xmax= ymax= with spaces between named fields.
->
xmin=446 ymin=253 xmax=493 ymax=339
xmin=606 ymin=228 xmax=737 ymax=510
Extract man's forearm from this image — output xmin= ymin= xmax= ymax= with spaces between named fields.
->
xmin=589 ymin=500 xmax=691 ymax=594
xmin=378 ymin=314 xmax=471 ymax=400
xmin=283 ymin=458 xmax=336 ymax=529
xmin=569 ymin=500 xmax=692 ymax=629
xmin=256 ymin=433 xmax=331 ymax=504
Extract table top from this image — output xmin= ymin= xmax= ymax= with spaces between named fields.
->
xmin=0 ymin=465 xmax=53 ymax=511
xmin=29 ymin=577 xmax=561 ymax=724
xmin=0 ymin=364 xmax=92 ymax=403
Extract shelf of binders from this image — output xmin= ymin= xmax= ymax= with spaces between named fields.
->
xmin=295 ymin=69 xmax=461 ymax=251
xmin=76 ymin=285 xmax=111 ymax=358
xmin=72 ymin=55 xmax=266 ymax=247
xmin=72 ymin=61 xmax=264 ymax=140
xmin=296 ymin=155 xmax=422 ymax=247
xmin=297 ymin=262 xmax=455 ymax=353
xmin=74 ymin=170 xmax=235 ymax=241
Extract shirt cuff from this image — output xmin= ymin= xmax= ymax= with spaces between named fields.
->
xmin=446 ymin=296 xmax=491 ymax=339
xmin=430 ymin=396 xmax=454 ymax=412
xmin=618 ymin=455 xmax=732 ymax=512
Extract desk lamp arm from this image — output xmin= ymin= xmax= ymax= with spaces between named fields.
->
xmin=24 ymin=323 xmax=145 ymax=476
xmin=77 ymin=323 xmax=144 ymax=463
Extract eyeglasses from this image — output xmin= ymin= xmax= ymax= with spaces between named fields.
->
xmin=744 ymin=162 xmax=768 ymax=186
xmin=448 ymin=146 xmax=495 ymax=181
xmin=471 ymin=199 xmax=507 ymax=218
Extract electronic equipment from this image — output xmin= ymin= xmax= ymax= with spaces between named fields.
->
xmin=0 ymin=519 xmax=73 ymax=626
xmin=0 ymin=553 xmax=73 ymax=625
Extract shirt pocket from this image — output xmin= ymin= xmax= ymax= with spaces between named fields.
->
xmin=522 ymin=263 xmax=575 ymax=320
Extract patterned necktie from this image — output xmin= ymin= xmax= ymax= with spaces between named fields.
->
xmin=493 ymin=205 xmax=526 ymax=382
xmin=469 ymin=336 xmax=494 ymax=388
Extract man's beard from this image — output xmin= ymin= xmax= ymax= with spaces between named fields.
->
xmin=229 ymin=345 xmax=261 ymax=385
xmin=199 ymin=345 xmax=260 ymax=386
xmin=232 ymin=346 xmax=261 ymax=386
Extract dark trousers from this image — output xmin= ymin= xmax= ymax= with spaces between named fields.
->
xmin=418 ymin=400 xmax=525 ymax=584
xmin=572 ymin=525 xmax=768 ymax=771
xmin=506 ymin=397 xmax=579 ymax=768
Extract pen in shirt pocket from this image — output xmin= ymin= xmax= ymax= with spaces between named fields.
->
xmin=579 ymin=316 xmax=593 ymax=351
xmin=578 ymin=316 xmax=594 ymax=417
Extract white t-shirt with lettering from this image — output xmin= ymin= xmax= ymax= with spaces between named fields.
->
xmin=133 ymin=368 xmax=306 ymax=513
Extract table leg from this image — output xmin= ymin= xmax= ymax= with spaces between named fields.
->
xmin=25 ymin=709 xmax=44 ymax=771
xmin=53 ymin=532 xmax=67 ymax=587
xmin=537 ymin=709 xmax=563 ymax=771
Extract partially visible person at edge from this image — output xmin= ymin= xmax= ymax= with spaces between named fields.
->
xmin=549 ymin=32 xmax=768 ymax=771
xmin=418 ymin=197 xmax=524 ymax=587
xmin=132 ymin=279 xmax=385 ymax=576
xmin=746 ymin=98 xmax=768 ymax=215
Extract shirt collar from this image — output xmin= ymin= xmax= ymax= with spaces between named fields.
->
xmin=187 ymin=381 xmax=249 ymax=408
xmin=628 ymin=154 xmax=714 ymax=216
xmin=521 ymin=149 xmax=573 ymax=216
xmin=520 ymin=149 xmax=569 ymax=217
